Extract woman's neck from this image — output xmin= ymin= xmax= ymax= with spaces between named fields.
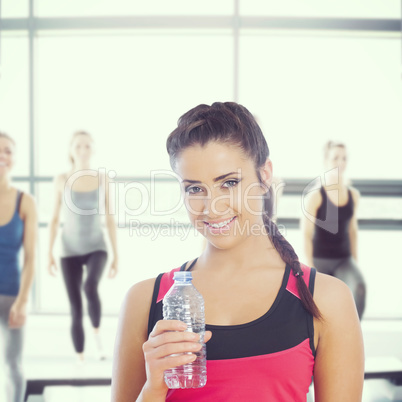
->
xmin=0 ymin=175 xmax=11 ymax=194
xmin=324 ymin=173 xmax=345 ymax=189
xmin=200 ymin=225 xmax=283 ymax=274
xmin=71 ymin=162 xmax=91 ymax=172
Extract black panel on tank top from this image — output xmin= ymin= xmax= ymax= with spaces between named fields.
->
xmin=148 ymin=263 xmax=316 ymax=360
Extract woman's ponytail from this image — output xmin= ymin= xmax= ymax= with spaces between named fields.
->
xmin=263 ymin=194 xmax=322 ymax=319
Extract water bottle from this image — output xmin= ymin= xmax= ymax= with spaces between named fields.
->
xmin=162 ymin=271 xmax=207 ymax=389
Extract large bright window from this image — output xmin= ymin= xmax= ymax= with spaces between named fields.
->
xmin=239 ymin=33 xmax=402 ymax=180
xmin=240 ymin=0 xmax=400 ymax=18
xmin=0 ymin=3 xmax=401 ymax=319
xmin=1 ymin=0 xmax=29 ymax=18
xmin=35 ymin=0 xmax=233 ymax=17
xmin=0 ymin=34 xmax=30 ymax=176
xmin=35 ymin=30 xmax=233 ymax=176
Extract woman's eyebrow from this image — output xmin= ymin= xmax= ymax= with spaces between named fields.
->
xmin=213 ymin=172 xmax=238 ymax=182
xmin=181 ymin=179 xmax=201 ymax=184
xmin=182 ymin=172 xmax=239 ymax=184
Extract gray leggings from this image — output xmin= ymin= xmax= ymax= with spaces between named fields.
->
xmin=313 ymin=256 xmax=366 ymax=319
xmin=0 ymin=295 xmax=25 ymax=402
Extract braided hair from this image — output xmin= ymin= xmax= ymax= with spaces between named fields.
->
xmin=167 ymin=102 xmax=321 ymax=319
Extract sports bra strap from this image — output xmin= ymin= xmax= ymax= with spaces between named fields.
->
xmin=16 ymin=191 xmax=24 ymax=214
xmin=181 ymin=258 xmax=198 ymax=272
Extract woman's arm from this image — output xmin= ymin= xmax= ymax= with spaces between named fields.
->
xmin=313 ymin=273 xmax=364 ymax=401
xmin=111 ymin=279 xmax=212 ymax=401
xmin=349 ymin=188 xmax=360 ymax=262
xmin=301 ymin=190 xmax=321 ymax=267
xmin=9 ymin=193 xmax=38 ymax=328
xmin=104 ymin=174 xmax=118 ymax=278
xmin=111 ymin=279 xmax=154 ymax=401
xmin=47 ymin=175 xmax=63 ymax=275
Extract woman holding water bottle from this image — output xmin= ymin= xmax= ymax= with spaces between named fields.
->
xmin=112 ymin=103 xmax=364 ymax=401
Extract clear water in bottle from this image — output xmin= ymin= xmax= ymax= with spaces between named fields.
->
xmin=163 ymin=271 xmax=207 ymax=389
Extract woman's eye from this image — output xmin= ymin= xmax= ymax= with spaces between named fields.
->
xmin=186 ymin=186 xmax=203 ymax=195
xmin=222 ymin=180 xmax=239 ymax=189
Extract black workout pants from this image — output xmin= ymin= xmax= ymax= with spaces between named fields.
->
xmin=61 ymin=250 xmax=107 ymax=353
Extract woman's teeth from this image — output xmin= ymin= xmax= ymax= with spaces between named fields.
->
xmin=208 ymin=217 xmax=235 ymax=228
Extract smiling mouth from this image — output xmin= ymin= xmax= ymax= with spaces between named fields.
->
xmin=204 ymin=216 xmax=236 ymax=229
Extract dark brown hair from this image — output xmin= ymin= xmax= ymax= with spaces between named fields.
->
xmin=167 ymin=102 xmax=321 ymax=319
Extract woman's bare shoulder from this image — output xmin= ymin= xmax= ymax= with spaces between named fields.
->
xmin=312 ymin=272 xmax=364 ymax=399
xmin=303 ymin=187 xmax=322 ymax=216
xmin=115 ymin=278 xmax=158 ymax=344
xmin=54 ymin=173 xmax=68 ymax=190
xmin=125 ymin=278 xmax=157 ymax=305
xmin=19 ymin=191 xmax=37 ymax=220
xmin=313 ymin=272 xmax=358 ymax=325
xmin=20 ymin=191 xmax=35 ymax=207
xmin=349 ymin=186 xmax=360 ymax=204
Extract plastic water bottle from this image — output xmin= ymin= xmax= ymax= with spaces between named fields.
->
xmin=163 ymin=271 xmax=207 ymax=389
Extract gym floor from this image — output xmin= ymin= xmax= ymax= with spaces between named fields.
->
xmin=13 ymin=315 xmax=402 ymax=401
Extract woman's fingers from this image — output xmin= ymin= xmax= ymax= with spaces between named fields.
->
xmin=48 ymin=257 xmax=58 ymax=276
xmin=48 ymin=266 xmax=55 ymax=276
xmin=108 ymin=266 xmax=117 ymax=278
xmin=150 ymin=320 xmax=187 ymax=337
xmin=8 ymin=309 xmax=16 ymax=327
xmin=8 ymin=307 xmax=26 ymax=328
xmin=144 ymin=320 xmax=206 ymax=365
xmin=142 ymin=320 xmax=211 ymax=393
xmin=148 ymin=337 xmax=202 ymax=360
xmin=153 ymin=351 xmax=198 ymax=371
xmin=147 ymin=321 xmax=212 ymax=350
xmin=145 ymin=331 xmax=200 ymax=359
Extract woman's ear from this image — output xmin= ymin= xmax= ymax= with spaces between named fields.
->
xmin=260 ymin=158 xmax=273 ymax=190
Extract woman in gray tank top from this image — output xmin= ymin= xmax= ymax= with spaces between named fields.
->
xmin=47 ymin=131 xmax=119 ymax=364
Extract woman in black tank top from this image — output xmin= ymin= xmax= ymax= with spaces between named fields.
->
xmin=302 ymin=141 xmax=366 ymax=319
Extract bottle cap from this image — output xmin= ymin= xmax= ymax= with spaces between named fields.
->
xmin=173 ymin=271 xmax=193 ymax=282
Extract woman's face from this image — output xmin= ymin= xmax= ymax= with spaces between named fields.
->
xmin=0 ymin=137 xmax=15 ymax=177
xmin=175 ymin=141 xmax=272 ymax=250
xmin=325 ymin=146 xmax=347 ymax=175
xmin=70 ymin=134 xmax=93 ymax=165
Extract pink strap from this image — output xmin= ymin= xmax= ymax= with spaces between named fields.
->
xmin=286 ymin=264 xmax=311 ymax=300
xmin=157 ymin=267 xmax=181 ymax=303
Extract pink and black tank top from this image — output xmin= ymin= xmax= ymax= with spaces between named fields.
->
xmin=148 ymin=260 xmax=316 ymax=402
